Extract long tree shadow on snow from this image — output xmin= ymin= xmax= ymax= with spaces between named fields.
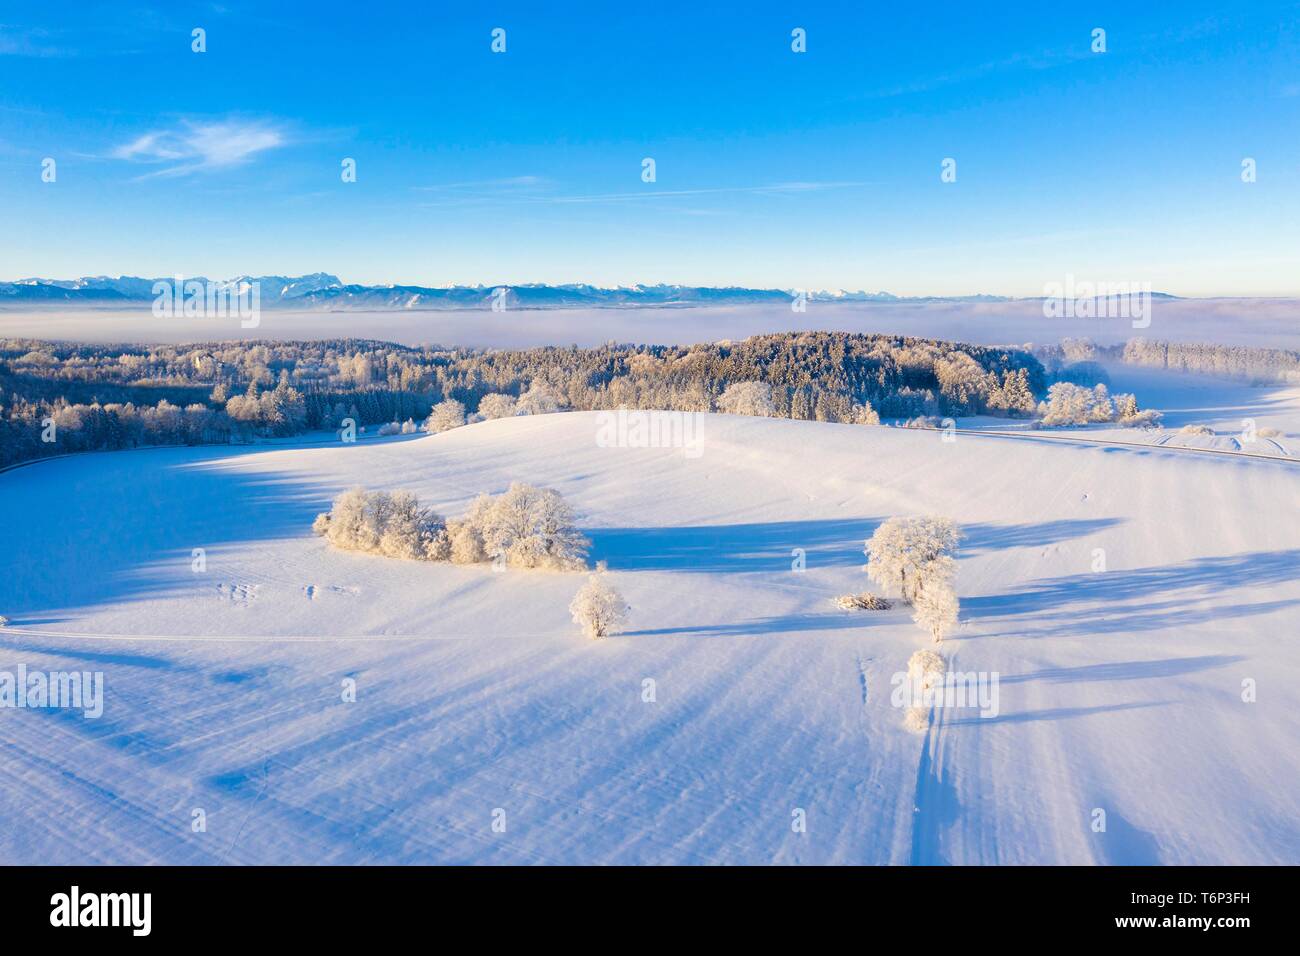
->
xmin=1000 ymin=654 xmax=1244 ymax=685
xmin=964 ymin=549 xmax=1300 ymax=637
xmin=624 ymin=611 xmax=869 ymax=638
xmin=0 ymin=445 xmax=344 ymax=621
xmin=588 ymin=517 xmax=1121 ymax=574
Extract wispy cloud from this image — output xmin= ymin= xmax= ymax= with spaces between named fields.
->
xmin=112 ymin=119 xmax=286 ymax=178
xmin=414 ymin=175 xmax=551 ymax=192
xmin=0 ymin=24 xmax=69 ymax=57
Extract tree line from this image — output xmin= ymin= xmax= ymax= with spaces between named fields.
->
xmin=2 ymin=331 xmax=1059 ymax=468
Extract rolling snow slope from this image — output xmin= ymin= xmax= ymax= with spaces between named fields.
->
xmin=0 ymin=413 xmax=1297 ymax=864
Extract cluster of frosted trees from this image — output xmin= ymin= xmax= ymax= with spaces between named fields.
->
xmin=1121 ymin=338 xmax=1300 ymax=384
xmin=313 ymin=482 xmax=591 ymax=570
xmin=1037 ymin=382 xmax=1161 ymax=428
xmin=1038 ymin=336 xmax=1300 ymax=385
xmin=416 ymin=383 xmax=568 ymax=435
xmin=0 ymin=394 xmax=256 ymax=468
xmin=312 ymin=484 xmax=627 ymax=639
xmin=716 ymin=381 xmax=880 ymax=423
xmin=368 ymin=384 xmax=569 ymax=438
xmin=863 ymin=516 xmax=962 ymax=643
xmin=311 ymin=489 xmax=449 ymax=560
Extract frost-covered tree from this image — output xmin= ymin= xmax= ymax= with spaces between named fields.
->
xmin=912 ymin=579 xmax=959 ymax=643
xmin=464 ymin=482 xmax=589 ymax=570
xmin=516 ymin=383 xmax=564 ymax=416
xmin=477 ymin=393 xmax=518 ymax=420
xmin=851 ymin=401 xmax=881 ymax=425
xmin=569 ymin=566 xmax=628 ymax=639
xmin=986 ymin=368 xmax=1037 ymax=416
xmin=444 ymin=518 xmax=486 ymax=564
xmin=934 ymin=352 xmax=990 ymax=415
xmin=423 ymin=399 xmax=466 ymax=433
xmin=903 ymin=649 xmax=947 ymax=732
xmin=716 ymin=381 xmax=774 ymax=417
xmin=1085 ymin=383 xmax=1115 ymax=423
xmin=908 ymin=648 xmax=946 ymax=685
xmin=865 ymin=516 xmax=961 ymax=605
xmin=377 ymin=491 xmax=447 ymax=560
xmin=1038 ymin=382 xmax=1093 ymax=426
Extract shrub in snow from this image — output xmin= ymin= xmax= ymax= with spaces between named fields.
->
xmin=864 ymin=516 xmax=961 ymax=605
xmin=716 ymin=381 xmax=774 ymax=417
xmin=1258 ymin=426 xmax=1283 ymax=438
xmin=1122 ymin=410 xmax=1162 ymax=428
xmin=0 ymin=615 xmax=9 ymax=628
xmin=516 ymin=383 xmax=564 ymax=416
xmin=903 ymin=415 xmax=941 ymax=429
xmin=477 ymin=393 xmax=518 ymax=420
xmin=401 ymin=418 xmax=417 ymax=434
xmin=1112 ymin=393 xmax=1162 ymax=428
xmin=463 ymin=482 xmax=589 ymax=570
xmin=569 ymin=565 xmax=628 ymax=639
xmin=423 ymin=399 xmax=466 ymax=433
xmin=912 ymin=579 xmax=959 ymax=643
xmin=313 ymin=488 xmax=448 ymax=561
xmin=1178 ymin=424 xmax=1214 ymax=436
xmin=834 ymin=592 xmax=892 ymax=611
xmin=377 ymin=421 xmax=402 ymax=436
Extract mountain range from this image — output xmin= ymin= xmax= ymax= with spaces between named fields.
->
xmin=0 ymin=274 xmax=1026 ymax=309
xmin=0 ymin=274 xmax=1179 ymax=309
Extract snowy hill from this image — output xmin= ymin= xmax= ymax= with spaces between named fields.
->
xmin=1 ymin=413 xmax=1296 ymax=864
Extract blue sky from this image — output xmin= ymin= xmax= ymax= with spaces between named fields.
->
xmin=2 ymin=1 xmax=1298 ymax=295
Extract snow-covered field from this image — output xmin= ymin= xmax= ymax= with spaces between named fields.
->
xmin=2 ymin=409 xmax=1297 ymax=864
